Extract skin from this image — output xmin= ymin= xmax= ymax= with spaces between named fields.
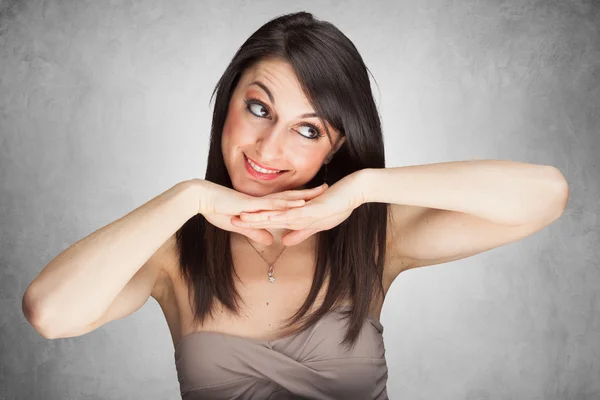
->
xmin=221 ymin=57 xmax=346 ymax=249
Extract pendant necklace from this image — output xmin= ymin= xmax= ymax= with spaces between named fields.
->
xmin=244 ymin=237 xmax=287 ymax=283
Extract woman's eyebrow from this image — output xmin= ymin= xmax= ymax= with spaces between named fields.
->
xmin=247 ymin=80 xmax=318 ymax=119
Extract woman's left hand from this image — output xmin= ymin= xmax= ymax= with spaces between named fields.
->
xmin=230 ymin=172 xmax=366 ymax=246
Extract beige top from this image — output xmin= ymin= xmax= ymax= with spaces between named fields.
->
xmin=174 ymin=305 xmax=389 ymax=399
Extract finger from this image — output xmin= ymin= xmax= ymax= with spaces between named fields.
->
xmin=281 ymin=229 xmax=315 ymax=247
xmin=264 ymin=198 xmax=305 ymax=211
xmin=271 ymin=184 xmax=327 ymax=198
xmin=267 ymin=207 xmax=304 ymax=222
xmin=231 ymin=216 xmax=290 ymax=230
xmin=228 ymin=216 xmax=274 ymax=244
xmin=239 ymin=210 xmax=285 ymax=222
xmin=263 ymin=184 xmax=327 ymax=201
xmin=241 ymin=198 xmax=303 ymax=213
xmin=237 ymin=227 xmax=273 ymax=246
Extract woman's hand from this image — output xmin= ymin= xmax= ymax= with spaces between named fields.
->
xmin=197 ymin=180 xmax=328 ymax=245
xmin=230 ymin=173 xmax=366 ymax=246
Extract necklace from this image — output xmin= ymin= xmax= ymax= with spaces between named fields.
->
xmin=244 ymin=237 xmax=287 ymax=283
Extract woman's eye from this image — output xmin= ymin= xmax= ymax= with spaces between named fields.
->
xmin=246 ymin=101 xmax=269 ymax=118
xmin=296 ymin=124 xmax=321 ymax=140
xmin=245 ymin=98 xmax=322 ymax=140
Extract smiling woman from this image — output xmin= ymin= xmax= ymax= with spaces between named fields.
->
xmin=19 ymin=7 xmax=572 ymax=400
xmin=222 ymin=58 xmax=347 ymax=193
xmin=172 ymin=10 xmax=391 ymax=399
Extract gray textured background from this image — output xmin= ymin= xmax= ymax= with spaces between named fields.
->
xmin=1 ymin=0 xmax=599 ymax=399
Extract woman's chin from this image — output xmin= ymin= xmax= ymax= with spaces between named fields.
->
xmin=231 ymin=172 xmax=306 ymax=197
xmin=231 ymin=179 xmax=278 ymax=197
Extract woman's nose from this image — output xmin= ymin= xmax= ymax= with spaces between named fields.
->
xmin=255 ymin=125 xmax=289 ymax=161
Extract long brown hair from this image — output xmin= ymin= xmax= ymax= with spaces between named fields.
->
xmin=175 ymin=11 xmax=389 ymax=350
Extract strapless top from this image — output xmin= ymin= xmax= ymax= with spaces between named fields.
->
xmin=173 ymin=306 xmax=388 ymax=399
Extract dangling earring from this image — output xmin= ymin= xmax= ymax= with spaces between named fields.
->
xmin=323 ymin=163 xmax=328 ymax=185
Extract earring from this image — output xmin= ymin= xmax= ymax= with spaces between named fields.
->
xmin=323 ymin=163 xmax=328 ymax=185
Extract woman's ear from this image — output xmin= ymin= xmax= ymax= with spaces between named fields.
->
xmin=332 ymin=136 xmax=346 ymax=155
xmin=325 ymin=135 xmax=346 ymax=164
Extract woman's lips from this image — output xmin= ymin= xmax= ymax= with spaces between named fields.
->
xmin=245 ymin=154 xmax=286 ymax=172
xmin=243 ymin=154 xmax=287 ymax=180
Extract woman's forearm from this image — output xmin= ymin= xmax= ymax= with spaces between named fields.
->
xmin=359 ymin=159 xmax=569 ymax=226
xmin=22 ymin=179 xmax=200 ymax=335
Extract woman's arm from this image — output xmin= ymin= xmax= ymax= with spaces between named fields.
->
xmin=22 ymin=180 xmax=200 ymax=339
xmin=363 ymin=160 xmax=568 ymax=225
xmin=360 ymin=159 xmax=569 ymax=272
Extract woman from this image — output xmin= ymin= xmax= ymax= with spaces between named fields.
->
xmin=22 ymin=11 xmax=569 ymax=400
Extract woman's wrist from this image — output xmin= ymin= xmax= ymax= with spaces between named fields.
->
xmin=353 ymin=168 xmax=375 ymax=205
xmin=180 ymin=178 xmax=207 ymax=216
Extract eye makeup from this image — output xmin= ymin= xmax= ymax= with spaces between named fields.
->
xmin=243 ymin=97 xmax=325 ymax=141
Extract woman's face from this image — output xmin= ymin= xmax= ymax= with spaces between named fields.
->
xmin=222 ymin=58 xmax=345 ymax=197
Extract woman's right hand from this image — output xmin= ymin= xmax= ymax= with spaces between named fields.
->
xmin=194 ymin=179 xmax=327 ymax=245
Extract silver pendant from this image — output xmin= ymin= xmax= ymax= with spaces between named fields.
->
xmin=268 ymin=264 xmax=275 ymax=283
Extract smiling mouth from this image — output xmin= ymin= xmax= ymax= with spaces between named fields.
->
xmin=244 ymin=154 xmax=288 ymax=174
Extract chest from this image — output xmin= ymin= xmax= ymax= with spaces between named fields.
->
xmin=157 ymin=238 xmax=389 ymax=347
